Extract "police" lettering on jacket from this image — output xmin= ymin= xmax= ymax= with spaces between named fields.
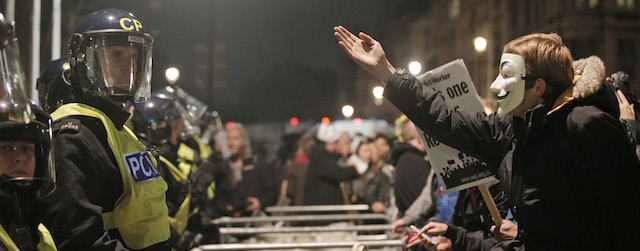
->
xmin=124 ymin=152 xmax=160 ymax=182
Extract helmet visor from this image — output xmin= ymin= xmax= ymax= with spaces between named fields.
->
xmin=0 ymin=119 xmax=55 ymax=197
xmin=85 ymin=33 xmax=153 ymax=102
xmin=0 ymin=31 xmax=31 ymax=124
xmin=175 ymin=87 xmax=208 ymax=121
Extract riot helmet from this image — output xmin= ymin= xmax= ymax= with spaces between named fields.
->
xmin=68 ymin=8 xmax=153 ymax=103
xmin=131 ymin=87 xmax=197 ymax=146
xmin=36 ymin=58 xmax=74 ymax=113
xmin=151 ymin=85 xmax=203 ymax=136
xmin=0 ymin=103 xmax=55 ymax=196
xmin=0 ymin=12 xmax=31 ymax=124
xmin=155 ymin=85 xmax=207 ymax=126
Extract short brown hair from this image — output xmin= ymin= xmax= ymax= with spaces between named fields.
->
xmin=503 ymin=33 xmax=573 ymax=97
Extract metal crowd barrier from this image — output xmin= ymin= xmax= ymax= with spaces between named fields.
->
xmin=219 ymin=224 xmax=392 ymax=235
xmin=213 ymin=213 xmax=389 ymax=225
xmin=265 ymin=204 xmax=370 ymax=213
xmin=195 ymin=239 xmax=404 ymax=250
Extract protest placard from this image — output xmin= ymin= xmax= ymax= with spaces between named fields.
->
xmin=415 ymin=59 xmax=497 ymax=193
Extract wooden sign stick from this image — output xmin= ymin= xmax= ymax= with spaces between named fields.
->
xmin=477 ymin=183 xmax=503 ymax=228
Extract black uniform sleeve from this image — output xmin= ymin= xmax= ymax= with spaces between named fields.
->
xmin=42 ymin=123 xmax=129 ymax=251
xmin=384 ymin=72 xmax=513 ymax=169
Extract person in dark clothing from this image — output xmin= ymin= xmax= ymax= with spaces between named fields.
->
xmin=131 ymin=88 xmax=219 ymax=250
xmin=391 ymin=118 xmax=431 ymax=215
xmin=41 ymin=9 xmax=171 ymax=250
xmin=390 ymin=116 xmax=436 ymax=233
xmin=303 ymin=124 xmax=362 ymax=207
xmin=335 ymin=26 xmax=640 ymax=250
xmin=213 ymin=123 xmax=278 ymax=217
xmin=405 ymin=182 xmax=514 ymax=251
xmin=0 ymin=104 xmax=58 ymax=251
xmin=0 ymin=20 xmax=58 ymax=249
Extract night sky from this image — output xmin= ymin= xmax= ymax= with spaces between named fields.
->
xmin=77 ymin=0 xmax=388 ymax=122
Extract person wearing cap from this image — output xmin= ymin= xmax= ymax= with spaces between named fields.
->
xmin=40 ymin=9 xmax=170 ymax=250
xmin=303 ymin=124 xmax=363 ymax=209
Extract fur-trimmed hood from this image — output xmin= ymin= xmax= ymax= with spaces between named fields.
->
xmin=552 ymin=55 xmax=619 ymax=118
xmin=572 ymin=56 xmax=606 ymax=99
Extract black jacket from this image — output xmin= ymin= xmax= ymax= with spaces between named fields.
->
xmin=0 ymin=192 xmax=44 ymax=251
xmin=384 ymin=56 xmax=640 ymax=250
xmin=390 ymin=143 xmax=431 ymax=214
xmin=41 ymin=98 xmax=170 ymax=251
xmin=303 ymin=143 xmax=359 ymax=206
xmin=213 ymin=155 xmax=279 ymax=217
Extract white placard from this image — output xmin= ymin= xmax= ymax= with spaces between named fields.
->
xmin=415 ymin=59 xmax=497 ymax=193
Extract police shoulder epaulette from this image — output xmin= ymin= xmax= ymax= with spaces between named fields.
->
xmin=53 ymin=118 xmax=82 ymax=133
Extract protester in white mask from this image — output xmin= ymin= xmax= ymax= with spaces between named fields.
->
xmin=334 ymin=26 xmax=640 ymax=250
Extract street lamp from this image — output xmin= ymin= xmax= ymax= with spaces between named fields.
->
xmin=474 ymin=37 xmax=487 ymax=53
xmin=342 ymin=105 xmax=354 ymax=118
xmin=408 ymin=61 xmax=422 ymax=75
xmin=372 ymin=86 xmax=384 ymax=106
xmin=165 ymin=67 xmax=180 ymax=85
xmin=372 ymin=86 xmax=384 ymax=99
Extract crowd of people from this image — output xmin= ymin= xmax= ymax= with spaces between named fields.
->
xmin=1 ymin=5 xmax=639 ymax=251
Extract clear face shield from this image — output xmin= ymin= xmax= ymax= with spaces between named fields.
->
xmin=84 ymin=32 xmax=153 ymax=102
xmin=163 ymin=86 xmax=207 ymax=135
xmin=154 ymin=93 xmax=200 ymax=141
xmin=0 ymin=118 xmax=56 ymax=197
xmin=0 ymin=21 xmax=32 ymax=124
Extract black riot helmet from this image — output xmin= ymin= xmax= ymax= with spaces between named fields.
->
xmin=36 ymin=58 xmax=74 ymax=113
xmin=68 ymin=8 xmax=153 ymax=103
xmin=0 ymin=103 xmax=56 ymax=196
xmin=131 ymin=87 xmax=197 ymax=146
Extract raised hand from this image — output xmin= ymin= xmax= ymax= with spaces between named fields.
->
xmin=333 ymin=26 xmax=396 ymax=83
xmin=616 ymin=89 xmax=635 ymax=121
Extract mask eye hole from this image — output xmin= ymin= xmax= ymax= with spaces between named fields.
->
xmin=500 ymin=61 xmax=516 ymax=79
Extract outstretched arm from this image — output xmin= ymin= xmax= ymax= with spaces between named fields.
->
xmin=333 ymin=26 xmax=396 ymax=83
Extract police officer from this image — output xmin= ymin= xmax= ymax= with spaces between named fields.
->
xmin=0 ymin=12 xmax=57 ymax=251
xmin=132 ymin=88 xmax=219 ymax=250
xmin=0 ymin=105 xmax=57 ymax=251
xmin=36 ymin=58 xmax=74 ymax=114
xmin=40 ymin=9 xmax=171 ymax=250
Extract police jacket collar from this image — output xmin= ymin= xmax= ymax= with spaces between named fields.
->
xmin=76 ymin=97 xmax=130 ymax=130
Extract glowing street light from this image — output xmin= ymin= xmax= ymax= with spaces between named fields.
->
xmin=474 ymin=37 xmax=487 ymax=53
xmin=408 ymin=61 xmax=422 ymax=75
xmin=165 ymin=67 xmax=180 ymax=84
xmin=342 ymin=105 xmax=354 ymax=118
xmin=372 ymin=86 xmax=384 ymax=99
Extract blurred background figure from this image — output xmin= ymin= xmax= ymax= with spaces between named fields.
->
xmin=283 ymin=133 xmax=315 ymax=206
xmin=303 ymin=124 xmax=362 ymax=207
xmin=213 ymin=123 xmax=279 ymax=217
xmin=390 ymin=115 xmax=437 ymax=233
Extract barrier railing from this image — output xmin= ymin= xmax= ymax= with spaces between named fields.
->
xmin=195 ymin=239 xmax=404 ymax=250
